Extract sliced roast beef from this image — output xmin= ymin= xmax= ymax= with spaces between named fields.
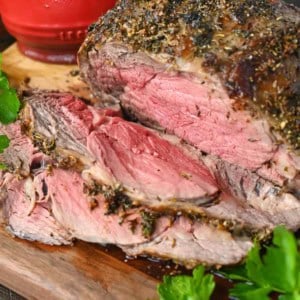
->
xmin=1 ymin=165 xmax=253 ymax=267
xmin=22 ymin=91 xmax=220 ymax=211
xmin=1 ymin=121 xmax=276 ymax=236
xmin=45 ymin=169 xmax=172 ymax=245
xmin=0 ymin=89 xmax=298 ymax=267
xmin=122 ymin=218 xmax=252 ymax=268
xmin=19 ymin=91 xmax=300 ymax=230
xmin=202 ymin=155 xmax=300 ymax=230
xmin=78 ymin=0 xmax=299 ymax=203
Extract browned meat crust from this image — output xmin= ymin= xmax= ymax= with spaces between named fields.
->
xmin=81 ymin=0 xmax=300 ymax=150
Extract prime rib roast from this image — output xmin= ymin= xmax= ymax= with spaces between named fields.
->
xmin=1 ymin=0 xmax=299 ymax=267
xmin=0 ymin=89 xmax=298 ymax=267
xmin=79 ymin=0 xmax=300 ymax=193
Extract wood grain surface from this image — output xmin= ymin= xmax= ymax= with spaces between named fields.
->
xmin=0 ymin=217 xmax=159 ymax=300
xmin=2 ymin=44 xmax=93 ymax=101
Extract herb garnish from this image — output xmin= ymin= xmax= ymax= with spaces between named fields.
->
xmin=0 ymin=54 xmax=20 ymax=155
xmin=141 ymin=211 xmax=157 ymax=238
xmin=0 ymin=54 xmax=20 ymax=125
xmin=0 ymin=134 xmax=9 ymax=154
xmin=223 ymin=226 xmax=300 ymax=300
xmin=0 ymin=134 xmax=10 ymax=169
xmin=157 ymin=226 xmax=300 ymax=300
xmin=158 ymin=265 xmax=215 ymax=300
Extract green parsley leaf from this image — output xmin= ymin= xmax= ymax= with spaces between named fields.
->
xmin=223 ymin=226 xmax=300 ymax=300
xmin=245 ymin=243 xmax=269 ymax=287
xmin=279 ymin=293 xmax=300 ymax=300
xmin=218 ymin=264 xmax=248 ymax=281
xmin=0 ymin=54 xmax=9 ymax=89
xmin=0 ymin=134 xmax=10 ymax=153
xmin=0 ymin=88 xmax=20 ymax=124
xmin=0 ymin=53 xmax=20 ymax=124
xmin=262 ymin=226 xmax=298 ymax=293
xmin=0 ymin=162 xmax=7 ymax=170
xmin=230 ymin=283 xmax=271 ymax=300
xmin=157 ymin=265 xmax=215 ymax=300
xmin=0 ymin=73 xmax=9 ymax=90
xmin=0 ymin=54 xmax=21 ymax=167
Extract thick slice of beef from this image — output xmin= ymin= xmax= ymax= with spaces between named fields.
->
xmin=0 ymin=173 xmax=72 ymax=245
xmin=19 ymin=92 xmax=300 ymax=230
xmin=45 ymin=169 xmax=171 ymax=245
xmin=1 ymin=167 xmax=253 ymax=267
xmin=78 ymin=0 xmax=299 ymax=196
xmin=200 ymin=154 xmax=300 ymax=231
xmin=0 ymin=92 xmax=292 ymax=266
xmin=22 ymin=91 xmax=220 ymax=211
xmin=122 ymin=218 xmax=252 ymax=268
xmin=85 ymin=117 xmax=218 ymax=206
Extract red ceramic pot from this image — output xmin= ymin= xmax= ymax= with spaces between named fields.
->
xmin=0 ymin=0 xmax=116 ymax=64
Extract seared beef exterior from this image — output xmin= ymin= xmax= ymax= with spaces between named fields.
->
xmin=79 ymin=0 xmax=300 ymax=201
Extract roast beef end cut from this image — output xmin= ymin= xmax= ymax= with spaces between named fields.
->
xmin=79 ymin=0 xmax=300 ymax=187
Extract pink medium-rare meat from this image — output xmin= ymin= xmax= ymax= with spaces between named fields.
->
xmin=48 ymin=168 xmax=253 ymax=267
xmin=19 ymin=92 xmax=300 ymax=230
xmin=0 ymin=90 xmax=298 ymax=267
xmin=1 ymin=166 xmax=253 ymax=267
xmin=0 ymin=170 xmax=168 ymax=246
xmin=45 ymin=169 xmax=171 ymax=245
xmin=23 ymin=91 xmax=219 ymax=210
xmin=2 ymin=119 xmax=280 ymax=234
xmin=80 ymin=44 xmax=299 ymax=187
xmin=89 ymin=56 xmax=275 ymax=171
xmin=1 ymin=173 xmax=72 ymax=245
xmin=79 ymin=0 xmax=300 ymax=191
xmin=0 ymin=132 xmax=255 ymax=267
xmin=86 ymin=117 xmax=218 ymax=204
xmin=90 ymin=118 xmax=300 ymax=230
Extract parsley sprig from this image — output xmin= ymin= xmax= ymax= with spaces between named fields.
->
xmin=223 ymin=226 xmax=300 ymax=300
xmin=0 ymin=135 xmax=10 ymax=152
xmin=158 ymin=265 xmax=215 ymax=300
xmin=157 ymin=226 xmax=300 ymax=300
xmin=0 ymin=54 xmax=20 ymax=154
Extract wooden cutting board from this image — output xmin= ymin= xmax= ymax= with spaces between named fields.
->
xmin=0 ymin=44 xmax=229 ymax=300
